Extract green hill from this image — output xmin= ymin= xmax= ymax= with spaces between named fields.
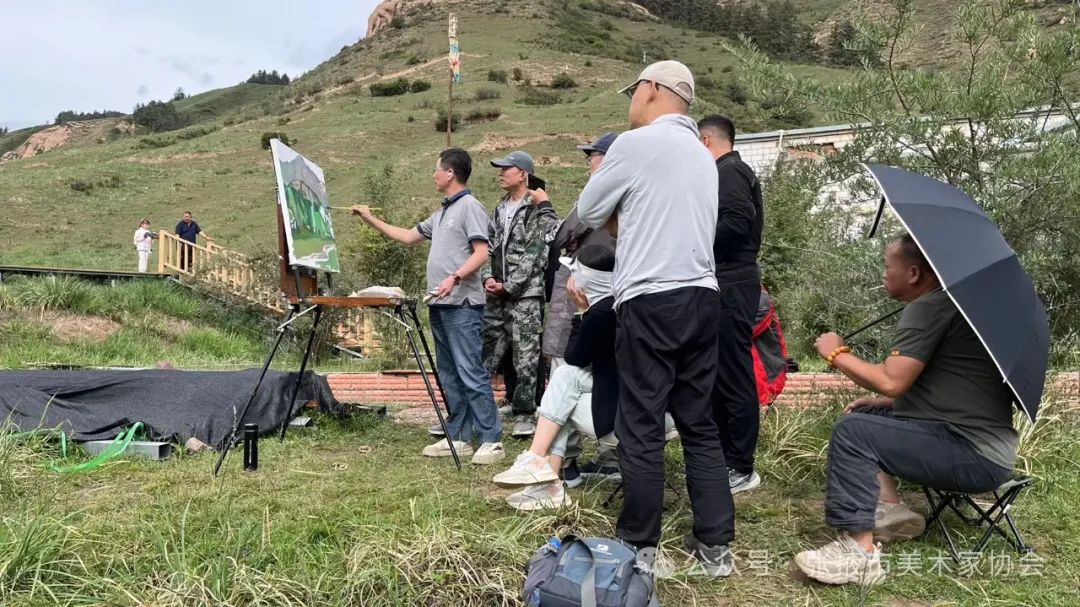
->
xmin=0 ymin=0 xmax=1071 ymax=276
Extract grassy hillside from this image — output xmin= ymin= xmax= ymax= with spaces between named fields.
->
xmin=0 ymin=0 xmax=847 ymax=274
xmin=173 ymin=82 xmax=285 ymax=126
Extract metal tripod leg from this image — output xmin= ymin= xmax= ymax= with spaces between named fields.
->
xmin=279 ymin=306 xmax=324 ymax=442
xmin=399 ymin=304 xmax=461 ymax=470
xmin=405 ymin=301 xmax=451 ymax=416
xmin=214 ymin=306 xmax=296 ymax=476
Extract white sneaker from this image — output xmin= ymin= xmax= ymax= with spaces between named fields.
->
xmin=493 ymin=451 xmax=559 ymax=486
xmin=421 ymin=439 xmax=473 ymax=458
xmin=498 ymin=404 xmax=513 ymax=416
xmin=506 ymin=482 xmax=572 ymax=511
xmin=793 ymin=533 xmax=885 ymax=586
xmin=471 ymin=442 xmax=506 ymax=465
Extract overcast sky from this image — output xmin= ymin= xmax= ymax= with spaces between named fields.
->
xmin=0 ymin=0 xmax=384 ymax=130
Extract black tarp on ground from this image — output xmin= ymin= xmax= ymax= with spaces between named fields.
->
xmin=0 ymin=369 xmax=344 ymax=448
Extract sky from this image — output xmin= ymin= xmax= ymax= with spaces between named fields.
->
xmin=0 ymin=0 xmax=384 ymax=131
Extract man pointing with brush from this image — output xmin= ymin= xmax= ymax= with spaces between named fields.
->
xmin=352 ymin=147 xmax=504 ymax=465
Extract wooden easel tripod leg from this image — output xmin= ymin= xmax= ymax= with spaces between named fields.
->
xmin=214 ymin=306 xmax=297 ymax=476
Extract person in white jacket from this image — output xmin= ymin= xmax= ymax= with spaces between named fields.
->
xmin=133 ymin=219 xmax=157 ymax=273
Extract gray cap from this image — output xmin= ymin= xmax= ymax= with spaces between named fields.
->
xmin=490 ymin=150 xmax=536 ymax=175
xmin=619 ymin=60 xmax=695 ymax=104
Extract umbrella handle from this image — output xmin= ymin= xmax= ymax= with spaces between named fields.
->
xmin=843 ymin=307 xmax=903 ymax=341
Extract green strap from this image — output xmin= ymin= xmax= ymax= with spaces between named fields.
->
xmin=49 ymin=422 xmax=143 ymax=474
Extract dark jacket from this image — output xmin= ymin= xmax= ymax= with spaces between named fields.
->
xmin=563 ymin=296 xmax=617 ymax=438
xmin=713 ymin=151 xmax=762 ymax=284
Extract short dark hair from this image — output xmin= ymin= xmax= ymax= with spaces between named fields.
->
xmin=576 ymin=245 xmax=616 ymax=272
xmin=438 ymin=148 xmax=472 ymax=184
xmin=183 ymin=210 xmax=192 ymax=216
xmin=698 ymin=114 xmax=736 ymax=143
xmin=896 ymin=234 xmax=934 ymax=277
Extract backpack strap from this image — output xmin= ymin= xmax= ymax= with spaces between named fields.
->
xmin=575 ymin=540 xmax=600 ymax=607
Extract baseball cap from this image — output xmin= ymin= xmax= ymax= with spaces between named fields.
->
xmin=576 ymin=132 xmax=619 ymax=156
xmin=618 ymin=60 xmax=695 ymax=104
xmin=490 ymin=150 xmax=536 ymax=175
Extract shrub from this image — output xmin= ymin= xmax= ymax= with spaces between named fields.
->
xmin=512 ymin=67 xmax=523 ymax=81
xmin=584 ymin=60 xmax=593 ymax=67
xmin=517 ymin=85 xmax=562 ymax=106
xmin=474 ymin=87 xmax=501 ymax=101
xmin=407 ymin=115 xmax=415 ymax=123
xmin=487 ymin=69 xmax=508 ymax=84
xmin=409 ymin=80 xmax=432 ymax=93
xmin=132 ymin=100 xmax=183 ymax=133
xmin=464 ymin=107 xmax=502 ymax=123
xmin=406 ymin=55 xmax=425 ymax=66
xmin=434 ymin=109 xmax=461 ymax=132
xmin=260 ymin=132 xmax=290 ymax=149
xmin=370 ymin=78 xmax=410 ymax=97
xmin=137 ymin=136 xmax=175 ymax=149
xmin=389 ymin=15 xmax=406 ymax=29
xmin=68 ymin=175 xmax=121 ymax=194
xmin=277 ymin=117 xmax=291 ymax=126
xmin=552 ymin=72 xmax=578 ymax=88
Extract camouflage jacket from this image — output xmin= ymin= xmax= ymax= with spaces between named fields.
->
xmin=483 ymin=192 xmax=560 ymax=299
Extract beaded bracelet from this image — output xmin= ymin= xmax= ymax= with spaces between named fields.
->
xmin=826 ymin=346 xmax=852 ymax=368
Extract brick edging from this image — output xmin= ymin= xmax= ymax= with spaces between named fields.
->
xmin=326 ymin=371 xmax=1078 ymax=407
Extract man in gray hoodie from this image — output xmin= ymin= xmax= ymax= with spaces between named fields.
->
xmin=577 ymin=60 xmax=736 ymax=576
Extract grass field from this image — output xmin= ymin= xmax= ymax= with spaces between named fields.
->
xmin=2 ymin=387 xmax=1077 ymax=607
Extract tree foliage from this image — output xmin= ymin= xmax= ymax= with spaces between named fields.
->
xmin=246 ymin=70 xmax=291 ymax=85
xmin=54 ymin=110 xmax=125 ymax=125
xmin=734 ymin=0 xmax=1080 ymax=366
xmin=132 ymin=101 xmax=183 ymax=133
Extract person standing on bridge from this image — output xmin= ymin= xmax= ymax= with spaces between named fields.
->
xmin=133 ymin=219 xmax=158 ymax=273
xmin=175 ymin=211 xmax=214 ymax=271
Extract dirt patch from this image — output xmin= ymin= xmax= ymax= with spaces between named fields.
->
xmin=156 ymin=316 xmax=196 ymax=336
xmin=471 ymin=132 xmax=592 ymax=154
xmin=41 ymin=312 xmax=121 ymax=343
xmin=392 ymin=405 xmax=438 ymax=427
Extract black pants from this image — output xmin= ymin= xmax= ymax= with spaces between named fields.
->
xmin=712 ymin=280 xmax=761 ymax=475
xmin=180 ymin=243 xmax=194 ymax=271
xmin=825 ymin=406 xmax=1012 ymax=532
xmin=615 ymin=287 xmax=735 ymax=548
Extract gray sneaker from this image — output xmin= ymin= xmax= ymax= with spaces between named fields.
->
xmin=793 ymin=533 xmax=885 ymax=586
xmin=428 ymin=423 xmax=446 ymax=437
xmin=874 ymin=501 xmax=926 ymax=543
xmin=511 ymin=415 xmax=536 ymax=438
xmin=729 ymin=469 xmax=761 ymax=495
xmin=683 ymin=535 xmax=734 ymax=577
xmin=498 ymin=404 xmax=513 ymax=416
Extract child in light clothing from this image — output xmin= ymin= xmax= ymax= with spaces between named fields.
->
xmin=133 ymin=219 xmax=157 ymax=272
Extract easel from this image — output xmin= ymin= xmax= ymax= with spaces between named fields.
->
xmin=213 ymin=208 xmax=460 ymax=475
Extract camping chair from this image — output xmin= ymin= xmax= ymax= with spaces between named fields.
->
xmin=921 ymin=475 xmax=1035 ymax=563
xmin=601 ymin=434 xmax=685 ymax=508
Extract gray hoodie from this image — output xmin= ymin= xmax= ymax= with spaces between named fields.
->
xmin=577 ymin=113 xmax=719 ymax=306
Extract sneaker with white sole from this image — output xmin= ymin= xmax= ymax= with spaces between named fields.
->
xmin=729 ymin=469 xmax=761 ymax=495
xmin=561 ymin=460 xmax=582 ymax=489
xmin=511 ymin=415 xmax=536 ymax=438
xmin=421 ymin=439 xmax=473 ymax=458
xmin=578 ymin=460 xmax=622 ymax=482
xmin=498 ymin=404 xmax=513 ymax=416
xmin=874 ymin=501 xmax=926 ymax=543
xmin=428 ymin=423 xmax=446 ymax=437
xmin=471 ymin=442 xmax=506 ymax=465
xmin=793 ymin=533 xmax=886 ymax=586
xmin=493 ymin=451 xmax=559 ymax=486
xmin=506 ymin=481 xmax=572 ymax=511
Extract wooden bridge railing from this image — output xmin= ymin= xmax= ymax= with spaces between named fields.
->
xmin=156 ymin=230 xmax=382 ymax=355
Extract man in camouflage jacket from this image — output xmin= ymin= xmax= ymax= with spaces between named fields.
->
xmin=483 ymin=151 xmax=560 ymax=437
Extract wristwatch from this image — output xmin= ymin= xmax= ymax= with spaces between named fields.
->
xmin=451 ymin=273 xmax=462 ymax=285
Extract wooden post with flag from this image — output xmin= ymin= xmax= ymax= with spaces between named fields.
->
xmin=448 ymin=13 xmax=461 ymax=147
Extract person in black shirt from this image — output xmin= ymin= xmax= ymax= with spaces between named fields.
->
xmin=699 ymin=115 xmax=764 ymax=495
xmin=175 ymin=211 xmax=214 ymax=271
xmin=491 ymin=246 xmax=617 ymax=511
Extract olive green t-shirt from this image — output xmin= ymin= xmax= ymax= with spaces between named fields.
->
xmin=890 ymin=289 xmax=1017 ymax=469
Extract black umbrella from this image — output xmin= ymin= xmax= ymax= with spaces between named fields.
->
xmin=863 ymin=164 xmax=1049 ymax=422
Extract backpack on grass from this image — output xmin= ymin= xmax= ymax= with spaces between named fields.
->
xmin=523 ymin=535 xmax=659 ymax=607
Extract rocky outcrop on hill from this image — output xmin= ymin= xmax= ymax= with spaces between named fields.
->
xmin=366 ymin=0 xmax=656 ymax=37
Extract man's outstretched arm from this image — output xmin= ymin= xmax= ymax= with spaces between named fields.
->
xmin=353 ymin=205 xmax=425 ymax=246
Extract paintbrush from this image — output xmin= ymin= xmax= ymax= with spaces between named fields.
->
xmin=327 ymin=206 xmax=382 ymax=212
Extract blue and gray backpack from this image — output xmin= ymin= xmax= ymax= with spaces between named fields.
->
xmin=523 ymin=535 xmax=659 ymax=607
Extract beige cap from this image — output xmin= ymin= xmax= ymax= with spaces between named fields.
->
xmin=619 ymin=60 xmax=695 ymax=104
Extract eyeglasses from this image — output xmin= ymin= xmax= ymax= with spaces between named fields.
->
xmin=586 ymin=152 xmax=605 ymax=164
xmin=624 ymin=79 xmax=658 ymax=99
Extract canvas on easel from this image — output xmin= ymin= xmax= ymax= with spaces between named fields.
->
xmin=269 ymin=139 xmax=341 ymax=274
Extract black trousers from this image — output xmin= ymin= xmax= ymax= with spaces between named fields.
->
xmin=825 ymin=406 xmax=1012 ymax=532
xmin=712 ymin=280 xmax=761 ymax=475
xmin=615 ymin=287 xmax=735 ymax=548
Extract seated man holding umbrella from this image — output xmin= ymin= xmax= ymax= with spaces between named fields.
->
xmin=794 ymin=234 xmax=1018 ymax=585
